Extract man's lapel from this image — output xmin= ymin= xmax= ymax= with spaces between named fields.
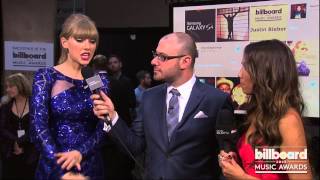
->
xmin=154 ymin=84 xmax=170 ymax=148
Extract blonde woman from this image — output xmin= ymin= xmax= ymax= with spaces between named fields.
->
xmin=0 ymin=73 xmax=38 ymax=179
xmin=30 ymin=14 xmax=109 ymax=179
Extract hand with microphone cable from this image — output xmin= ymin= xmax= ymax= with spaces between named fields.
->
xmin=215 ymin=108 xmax=238 ymax=159
xmin=81 ymin=66 xmax=116 ymax=124
xmin=218 ymin=149 xmax=258 ymax=180
xmin=91 ymin=90 xmax=117 ymax=122
xmin=215 ymin=108 xmax=243 ymax=177
xmin=219 ymin=151 xmax=249 ymax=180
xmin=87 ymin=65 xmax=146 ymax=173
xmin=216 ymin=109 xmax=257 ymax=180
xmin=91 ymin=87 xmax=147 ymax=174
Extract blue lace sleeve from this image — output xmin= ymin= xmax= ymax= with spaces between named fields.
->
xmin=76 ymin=73 xmax=110 ymax=156
xmin=29 ymin=68 xmax=63 ymax=176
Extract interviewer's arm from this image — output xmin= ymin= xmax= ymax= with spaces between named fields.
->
xmin=91 ymin=90 xmax=145 ymax=155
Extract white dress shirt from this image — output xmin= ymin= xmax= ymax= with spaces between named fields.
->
xmin=166 ymin=75 xmax=196 ymax=122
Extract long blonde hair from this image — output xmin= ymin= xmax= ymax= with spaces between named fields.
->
xmin=58 ymin=13 xmax=99 ymax=64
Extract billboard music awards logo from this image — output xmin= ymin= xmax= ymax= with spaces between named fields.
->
xmin=254 ymin=146 xmax=308 ymax=174
xmin=185 ymin=9 xmax=215 ymax=42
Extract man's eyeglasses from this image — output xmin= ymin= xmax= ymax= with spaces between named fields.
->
xmin=152 ymin=51 xmax=186 ymax=62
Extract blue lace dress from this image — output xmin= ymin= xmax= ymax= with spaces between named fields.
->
xmin=30 ymin=67 xmax=109 ymax=180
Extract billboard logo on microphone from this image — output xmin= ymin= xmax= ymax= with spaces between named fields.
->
xmin=85 ymin=75 xmax=104 ymax=92
xmin=216 ymin=129 xmax=237 ymax=135
xmin=216 ymin=129 xmax=229 ymax=135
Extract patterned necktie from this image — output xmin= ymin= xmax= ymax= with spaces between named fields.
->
xmin=167 ymin=88 xmax=180 ymax=140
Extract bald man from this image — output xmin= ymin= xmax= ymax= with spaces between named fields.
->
xmin=92 ymin=32 xmax=233 ymax=179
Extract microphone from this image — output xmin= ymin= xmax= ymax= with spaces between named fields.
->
xmin=82 ymin=66 xmax=145 ymax=172
xmin=215 ymin=108 xmax=238 ymax=153
xmin=81 ymin=66 xmax=104 ymax=93
xmin=81 ymin=66 xmax=111 ymax=125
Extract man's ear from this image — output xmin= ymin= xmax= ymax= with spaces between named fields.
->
xmin=61 ymin=37 xmax=68 ymax=49
xmin=179 ymin=55 xmax=192 ymax=69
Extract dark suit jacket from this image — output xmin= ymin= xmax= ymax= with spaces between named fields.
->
xmin=109 ymin=74 xmax=136 ymax=126
xmin=111 ymin=79 xmax=233 ymax=179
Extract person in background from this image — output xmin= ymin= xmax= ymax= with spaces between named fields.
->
xmin=92 ymin=32 xmax=234 ymax=179
xmin=216 ymin=77 xmax=234 ymax=95
xmin=132 ymin=70 xmax=152 ymax=179
xmin=107 ymin=54 xmax=136 ymax=124
xmin=0 ymin=73 xmax=38 ymax=179
xmin=219 ymin=39 xmax=312 ymax=180
xmin=231 ymin=84 xmax=249 ymax=111
xmin=30 ymin=13 xmax=109 ymax=180
xmin=0 ymin=94 xmax=10 ymax=179
xmin=135 ymin=70 xmax=152 ymax=109
xmin=92 ymin=54 xmax=135 ymax=180
xmin=92 ymin=54 xmax=108 ymax=74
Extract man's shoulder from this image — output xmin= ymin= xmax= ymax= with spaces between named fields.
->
xmin=194 ymin=80 xmax=229 ymax=99
xmin=134 ymin=86 xmax=142 ymax=94
xmin=144 ymin=83 xmax=166 ymax=95
xmin=195 ymin=80 xmax=221 ymax=92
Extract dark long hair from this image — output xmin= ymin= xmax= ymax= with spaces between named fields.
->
xmin=242 ymin=39 xmax=304 ymax=147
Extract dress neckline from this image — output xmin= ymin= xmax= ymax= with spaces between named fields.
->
xmin=11 ymin=110 xmax=29 ymax=119
xmin=52 ymin=67 xmax=84 ymax=82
